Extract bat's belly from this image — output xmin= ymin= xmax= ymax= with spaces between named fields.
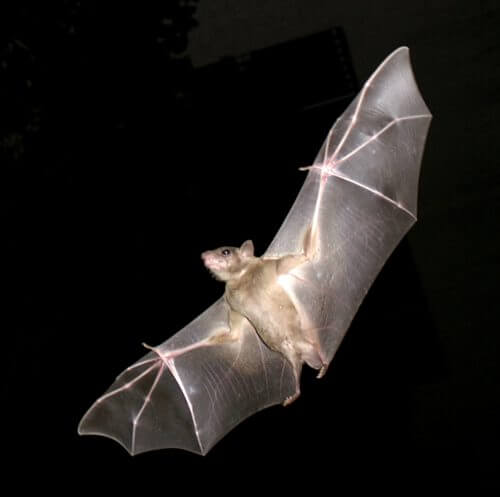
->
xmin=243 ymin=294 xmax=301 ymax=349
xmin=225 ymin=262 xmax=319 ymax=367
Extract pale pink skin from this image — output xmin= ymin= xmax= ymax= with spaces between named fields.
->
xmin=201 ymin=251 xmax=227 ymax=273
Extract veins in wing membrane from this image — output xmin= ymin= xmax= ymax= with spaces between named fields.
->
xmin=307 ymin=114 xmax=431 ymax=219
xmin=327 ymin=114 xmax=431 ymax=168
xmin=92 ymin=352 xmax=169 ymax=453
xmin=92 ymin=334 xmax=246 ymax=453
xmin=130 ymin=361 xmax=165 ymax=454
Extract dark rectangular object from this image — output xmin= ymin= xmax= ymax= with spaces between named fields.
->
xmin=189 ymin=28 xmax=357 ymax=115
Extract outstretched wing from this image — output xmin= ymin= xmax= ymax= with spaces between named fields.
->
xmin=265 ymin=47 xmax=432 ymax=363
xmin=78 ymin=299 xmax=295 ymax=455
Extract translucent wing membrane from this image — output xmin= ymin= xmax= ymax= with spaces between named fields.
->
xmin=265 ymin=47 xmax=431 ymax=362
xmin=314 ymin=47 xmax=431 ymax=218
xmin=78 ymin=300 xmax=295 ymax=455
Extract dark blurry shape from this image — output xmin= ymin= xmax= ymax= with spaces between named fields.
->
xmin=2 ymin=0 xmax=201 ymax=461
xmin=0 ymin=0 xmax=199 ymax=165
xmin=180 ymin=29 xmax=359 ymax=249
xmin=185 ymin=28 xmax=357 ymax=155
xmin=189 ymin=28 xmax=357 ymax=112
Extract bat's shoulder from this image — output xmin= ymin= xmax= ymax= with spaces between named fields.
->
xmin=261 ymin=253 xmax=307 ymax=275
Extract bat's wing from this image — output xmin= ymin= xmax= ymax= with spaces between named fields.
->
xmin=78 ymin=298 xmax=295 ymax=455
xmin=264 ymin=47 xmax=432 ymax=364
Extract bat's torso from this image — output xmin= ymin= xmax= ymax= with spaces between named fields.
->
xmin=225 ymin=257 xmax=322 ymax=370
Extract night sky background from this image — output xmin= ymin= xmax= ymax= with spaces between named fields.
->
xmin=3 ymin=0 xmax=499 ymax=492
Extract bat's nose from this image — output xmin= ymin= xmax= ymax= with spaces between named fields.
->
xmin=201 ymin=252 xmax=213 ymax=265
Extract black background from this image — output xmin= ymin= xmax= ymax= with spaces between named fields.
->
xmin=3 ymin=1 xmax=499 ymax=492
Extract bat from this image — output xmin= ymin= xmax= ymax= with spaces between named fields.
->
xmin=78 ymin=47 xmax=432 ymax=456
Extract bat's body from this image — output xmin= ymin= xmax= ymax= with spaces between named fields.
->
xmin=203 ymin=240 xmax=325 ymax=405
xmin=78 ymin=47 xmax=432 ymax=456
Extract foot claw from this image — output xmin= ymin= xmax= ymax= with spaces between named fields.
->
xmin=283 ymin=392 xmax=300 ymax=406
xmin=316 ymin=364 xmax=328 ymax=379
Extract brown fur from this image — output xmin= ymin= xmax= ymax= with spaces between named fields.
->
xmin=202 ymin=240 xmax=325 ymax=404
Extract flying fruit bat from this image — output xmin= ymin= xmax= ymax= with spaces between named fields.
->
xmin=78 ymin=47 xmax=432 ymax=455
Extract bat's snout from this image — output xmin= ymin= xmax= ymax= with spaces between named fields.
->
xmin=201 ymin=251 xmax=219 ymax=268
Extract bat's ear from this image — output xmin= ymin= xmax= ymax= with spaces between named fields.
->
xmin=240 ymin=240 xmax=254 ymax=258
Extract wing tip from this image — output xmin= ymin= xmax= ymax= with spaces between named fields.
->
xmin=382 ymin=46 xmax=410 ymax=66
xmin=77 ymin=374 xmax=206 ymax=457
xmin=78 ymin=419 xmax=136 ymax=456
xmin=77 ymin=402 xmax=133 ymax=455
xmin=379 ymin=45 xmax=433 ymax=117
xmin=394 ymin=45 xmax=409 ymax=54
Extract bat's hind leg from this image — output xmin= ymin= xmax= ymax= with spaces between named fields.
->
xmin=296 ymin=336 xmax=329 ymax=379
xmin=312 ymin=345 xmax=329 ymax=379
xmin=282 ymin=352 xmax=302 ymax=406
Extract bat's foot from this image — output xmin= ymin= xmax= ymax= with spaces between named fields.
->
xmin=283 ymin=391 xmax=300 ymax=406
xmin=316 ymin=363 xmax=329 ymax=379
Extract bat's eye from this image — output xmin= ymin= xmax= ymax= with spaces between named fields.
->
xmin=221 ymin=249 xmax=231 ymax=256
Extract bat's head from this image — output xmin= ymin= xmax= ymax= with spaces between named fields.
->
xmin=202 ymin=240 xmax=255 ymax=282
